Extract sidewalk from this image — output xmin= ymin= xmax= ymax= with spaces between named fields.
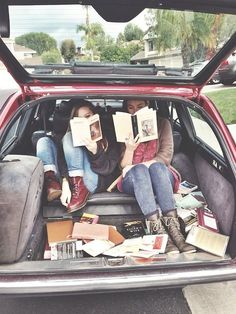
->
xmin=183 ymin=281 xmax=236 ymax=314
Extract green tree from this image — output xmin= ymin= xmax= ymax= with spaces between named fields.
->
xmin=60 ymin=39 xmax=76 ymax=62
xmin=76 ymin=22 xmax=105 ymax=60
xmin=100 ymin=42 xmax=140 ymax=63
xmin=124 ymin=23 xmax=144 ymax=42
xmin=41 ymin=49 xmax=61 ymax=64
xmin=147 ymin=10 xmax=218 ymax=66
xmin=15 ymin=32 xmax=57 ymax=55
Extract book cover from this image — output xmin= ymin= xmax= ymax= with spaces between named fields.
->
xmin=142 ymin=234 xmax=168 ymax=253
xmin=71 ymin=222 xmax=109 ymax=240
xmin=112 ymin=107 xmax=158 ymax=143
xmin=177 ymin=180 xmax=198 ymax=194
xmin=108 ymin=226 xmax=125 ymax=245
xmin=70 ymin=113 xmax=102 ymax=146
xmin=196 ymin=207 xmax=219 ymax=233
xmin=122 ymin=220 xmax=146 ymax=239
xmin=79 ymin=213 xmax=99 ymax=224
xmin=186 ymin=225 xmax=229 ymax=257
xmin=46 ymin=220 xmax=74 ymax=246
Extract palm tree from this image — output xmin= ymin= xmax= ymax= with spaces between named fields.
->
xmin=76 ymin=22 xmax=105 ymax=61
xmin=148 ymin=10 xmax=221 ymax=67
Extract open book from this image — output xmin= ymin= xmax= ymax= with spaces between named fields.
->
xmin=112 ymin=107 xmax=158 ymax=143
xmin=70 ymin=114 xmax=102 ymax=146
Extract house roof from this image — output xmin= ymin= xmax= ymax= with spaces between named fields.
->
xmin=14 ymin=43 xmax=36 ymax=54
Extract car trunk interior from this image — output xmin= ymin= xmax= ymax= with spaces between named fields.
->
xmin=0 ymin=95 xmax=235 ymax=273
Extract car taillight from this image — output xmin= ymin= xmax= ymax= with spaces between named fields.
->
xmin=220 ymin=60 xmax=229 ymax=69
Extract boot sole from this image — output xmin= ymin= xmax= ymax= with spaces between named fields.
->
xmin=47 ymin=190 xmax=62 ymax=202
xmin=67 ymin=193 xmax=90 ymax=213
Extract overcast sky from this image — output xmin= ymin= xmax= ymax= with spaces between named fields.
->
xmin=9 ymin=5 xmax=147 ymax=47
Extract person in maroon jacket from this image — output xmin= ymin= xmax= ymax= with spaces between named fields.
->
xmin=118 ymin=99 xmax=196 ymax=254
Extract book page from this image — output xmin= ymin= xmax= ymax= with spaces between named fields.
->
xmin=112 ymin=112 xmax=133 ymax=142
xmin=136 ymin=108 xmax=158 ymax=142
xmin=70 ymin=114 xmax=102 ymax=146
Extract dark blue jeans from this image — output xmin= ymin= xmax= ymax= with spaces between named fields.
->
xmin=121 ymin=162 xmax=175 ymax=218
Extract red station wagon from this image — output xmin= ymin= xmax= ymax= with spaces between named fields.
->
xmin=0 ymin=0 xmax=235 ymax=296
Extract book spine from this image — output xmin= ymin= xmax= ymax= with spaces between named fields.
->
xmin=131 ymin=115 xmax=139 ymax=138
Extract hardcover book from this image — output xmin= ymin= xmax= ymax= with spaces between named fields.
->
xmin=112 ymin=106 xmax=158 ymax=143
xmin=46 ymin=220 xmax=74 ymax=246
xmin=70 ymin=113 xmax=102 ymax=146
xmin=196 ymin=207 xmax=219 ymax=233
xmin=186 ymin=225 xmax=229 ymax=257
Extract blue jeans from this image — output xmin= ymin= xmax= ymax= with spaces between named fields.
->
xmin=36 ymin=137 xmax=60 ymax=176
xmin=62 ymin=132 xmax=98 ymax=193
xmin=121 ymin=162 xmax=175 ymax=218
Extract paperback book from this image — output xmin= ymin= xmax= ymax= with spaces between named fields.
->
xmin=79 ymin=213 xmax=99 ymax=224
xmin=112 ymin=106 xmax=158 ymax=143
xmin=196 ymin=207 xmax=219 ymax=233
xmin=178 ymin=180 xmax=198 ymax=194
xmin=70 ymin=113 xmax=102 ymax=146
xmin=186 ymin=225 xmax=229 ymax=257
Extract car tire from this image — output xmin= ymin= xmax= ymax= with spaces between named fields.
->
xmin=211 ymin=78 xmax=220 ymax=84
xmin=221 ymin=79 xmax=235 ymax=85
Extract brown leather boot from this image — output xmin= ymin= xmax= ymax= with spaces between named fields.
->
xmin=147 ymin=216 xmax=179 ymax=254
xmin=67 ymin=176 xmax=90 ymax=213
xmin=44 ymin=170 xmax=62 ymax=202
xmin=162 ymin=210 xmax=196 ymax=253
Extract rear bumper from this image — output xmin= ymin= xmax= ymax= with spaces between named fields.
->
xmin=0 ymin=261 xmax=236 ymax=296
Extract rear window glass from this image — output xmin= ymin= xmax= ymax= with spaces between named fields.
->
xmin=2 ymin=5 xmax=235 ymax=78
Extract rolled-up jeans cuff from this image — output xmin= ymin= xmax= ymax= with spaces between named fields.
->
xmin=44 ymin=164 xmax=57 ymax=173
xmin=145 ymin=209 xmax=159 ymax=219
xmin=68 ymin=170 xmax=84 ymax=177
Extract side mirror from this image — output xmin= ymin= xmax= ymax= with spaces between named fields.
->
xmin=0 ymin=3 xmax=10 ymax=37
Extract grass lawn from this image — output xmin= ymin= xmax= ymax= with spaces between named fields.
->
xmin=204 ymin=88 xmax=236 ymax=124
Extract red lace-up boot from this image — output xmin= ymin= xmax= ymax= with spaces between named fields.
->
xmin=67 ymin=176 xmax=90 ymax=213
xmin=44 ymin=170 xmax=62 ymax=202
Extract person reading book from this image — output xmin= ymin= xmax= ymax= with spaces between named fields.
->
xmin=36 ymin=100 xmax=120 ymax=213
xmin=117 ymin=99 xmax=196 ymax=254
xmin=61 ymin=100 xmax=121 ymax=213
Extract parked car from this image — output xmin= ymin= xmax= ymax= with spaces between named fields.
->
xmin=0 ymin=0 xmax=235 ymax=296
xmin=191 ymin=60 xmax=221 ymax=84
xmin=218 ymin=51 xmax=236 ymax=85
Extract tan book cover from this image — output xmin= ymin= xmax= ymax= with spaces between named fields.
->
xmin=186 ymin=225 xmax=229 ymax=257
xmin=112 ymin=107 xmax=158 ymax=143
xmin=46 ymin=220 xmax=73 ymax=246
xmin=108 ymin=226 xmax=125 ymax=245
xmin=70 ymin=113 xmax=102 ymax=146
xmin=71 ymin=222 xmax=109 ymax=240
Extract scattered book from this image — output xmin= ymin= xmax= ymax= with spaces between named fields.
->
xmin=46 ymin=220 xmax=74 ymax=246
xmin=186 ymin=225 xmax=229 ymax=257
xmin=112 ymin=106 xmax=158 ymax=143
xmin=108 ymin=226 xmax=125 ymax=245
xmin=141 ymin=234 xmax=168 ymax=254
xmin=178 ymin=180 xmax=198 ymax=194
xmin=175 ymin=193 xmax=203 ymax=209
xmin=51 ymin=240 xmax=83 ymax=260
xmin=71 ymin=222 xmax=109 ymax=241
xmin=79 ymin=213 xmax=99 ymax=224
xmin=176 ymin=207 xmax=197 ymax=232
xmin=122 ymin=220 xmax=146 ymax=239
xmin=82 ymin=239 xmax=114 ymax=257
xmin=196 ymin=207 xmax=219 ymax=233
xmin=70 ymin=113 xmax=102 ymax=146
